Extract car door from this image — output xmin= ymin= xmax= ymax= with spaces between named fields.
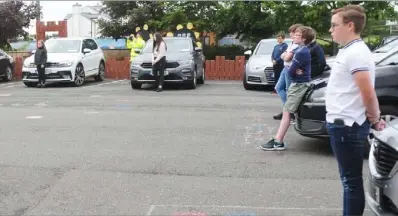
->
xmin=81 ymin=39 xmax=96 ymax=75
xmin=86 ymin=39 xmax=101 ymax=75
xmin=193 ymin=41 xmax=204 ymax=77
xmin=0 ymin=51 xmax=7 ymax=77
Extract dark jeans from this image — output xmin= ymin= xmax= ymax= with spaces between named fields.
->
xmin=153 ymin=56 xmax=166 ymax=87
xmin=36 ymin=65 xmax=45 ymax=84
xmin=273 ymin=63 xmax=284 ymax=84
xmin=326 ymin=120 xmax=371 ymax=216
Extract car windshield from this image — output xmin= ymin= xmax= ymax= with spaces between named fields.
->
xmin=44 ymin=39 xmax=81 ymax=53
xmin=374 ymin=38 xmax=398 ymax=53
xmin=255 ymin=40 xmax=292 ymax=55
xmin=142 ymin=39 xmax=192 ymax=53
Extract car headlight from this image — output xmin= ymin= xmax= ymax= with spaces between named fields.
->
xmin=309 ymin=87 xmax=326 ymax=102
xmin=57 ymin=61 xmax=74 ymax=67
xmin=23 ymin=61 xmax=35 ymax=68
xmin=250 ymin=65 xmax=266 ymax=70
xmin=178 ymin=60 xmax=193 ymax=66
xmin=131 ymin=60 xmax=143 ymax=67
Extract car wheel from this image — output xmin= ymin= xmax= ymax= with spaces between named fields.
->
xmin=94 ymin=61 xmax=105 ymax=82
xmin=3 ymin=66 xmax=12 ymax=81
xmin=197 ymin=67 xmax=205 ymax=84
xmin=23 ymin=82 xmax=38 ymax=87
xmin=243 ymin=72 xmax=251 ymax=90
xmin=74 ymin=64 xmax=85 ymax=87
xmin=188 ymin=69 xmax=197 ymax=89
xmin=364 ymin=105 xmax=398 ymax=158
xmin=131 ymin=81 xmax=141 ymax=89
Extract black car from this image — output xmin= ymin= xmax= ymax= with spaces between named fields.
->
xmin=0 ymin=49 xmax=14 ymax=81
xmin=294 ymin=47 xmax=398 ymax=156
xmin=130 ymin=37 xmax=205 ymax=89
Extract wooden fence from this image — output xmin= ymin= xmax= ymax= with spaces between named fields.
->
xmin=6 ymin=50 xmax=245 ymax=81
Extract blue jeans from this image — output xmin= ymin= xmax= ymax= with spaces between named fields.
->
xmin=326 ymin=120 xmax=371 ymax=216
xmin=274 ymin=66 xmax=292 ymax=104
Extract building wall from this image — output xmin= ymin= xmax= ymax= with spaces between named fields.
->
xmin=66 ymin=4 xmax=101 ymax=38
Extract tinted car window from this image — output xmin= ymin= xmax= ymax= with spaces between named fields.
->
xmin=86 ymin=39 xmax=98 ymax=50
xmin=142 ymin=39 xmax=192 ymax=53
xmin=374 ymin=38 xmax=398 ymax=53
xmin=45 ymin=40 xmax=81 ymax=53
xmin=378 ymin=52 xmax=398 ymax=66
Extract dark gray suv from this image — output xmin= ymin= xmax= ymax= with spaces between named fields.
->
xmin=130 ymin=37 xmax=205 ymax=89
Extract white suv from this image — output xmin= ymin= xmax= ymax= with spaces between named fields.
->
xmin=22 ymin=37 xmax=105 ymax=87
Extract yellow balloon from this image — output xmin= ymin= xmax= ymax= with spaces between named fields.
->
xmin=194 ymin=32 xmax=200 ymax=39
xmin=135 ymin=27 xmax=141 ymax=32
xmin=187 ymin=22 xmax=193 ymax=30
xmin=143 ymin=24 xmax=148 ymax=30
xmin=166 ymin=32 xmax=173 ymax=37
xmin=176 ymin=24 xmax=183 ymax=30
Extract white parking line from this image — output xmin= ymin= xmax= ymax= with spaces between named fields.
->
xmin=0 ymin=94 xmax=11 ymax=97
xmin=0 ymin=82 xmax=22 ymax=88
xmin=82 ymin=79 xmax=129 ymax=89
xmin=26 ymin=116 xmax=43 ymax=119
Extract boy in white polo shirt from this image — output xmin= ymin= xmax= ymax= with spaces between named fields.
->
xmin=326 ymin=4 xmax=386 ymax=216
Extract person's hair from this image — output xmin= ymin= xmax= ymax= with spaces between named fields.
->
xmin=308 ymin=26 xmax=317 ymax=41
xmin=331 ymin=4 xmax=366 ymax=34
xmin=288 ymin=23 xmax=303 ymax=33
xmin=38 ymin=40 xmax=46 ymax=49
xmin=295 ymin=26 xmax=315 ymax=45
xmin=152 ymin=32 xmax=167 ymax=52
xmin=276 ymin=32 xmax=285 ymax=39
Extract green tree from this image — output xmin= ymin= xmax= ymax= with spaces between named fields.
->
xmin=0 ymin=0 xmax=39 ymax=49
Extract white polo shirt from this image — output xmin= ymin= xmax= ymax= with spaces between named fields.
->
xmin=284 ymin=42 xmax=299 ymax=67
xmin=325 ymin=39 xmax=376 ymax=127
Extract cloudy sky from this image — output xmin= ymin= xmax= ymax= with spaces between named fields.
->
xmin=27 ymin=1 xmax=101 ymax=34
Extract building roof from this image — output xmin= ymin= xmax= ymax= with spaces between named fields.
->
xmin=64 ymin=12 xmax=100 ymax=20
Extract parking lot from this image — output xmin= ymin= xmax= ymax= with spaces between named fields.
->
xmin=0 ymin=80 xmax=373 ymax=216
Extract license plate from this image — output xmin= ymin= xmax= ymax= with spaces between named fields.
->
xmin=45 ymin=69 xmax=52 ymax=74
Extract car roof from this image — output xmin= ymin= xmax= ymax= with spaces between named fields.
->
xmin=259 ymin=38 xmax=293 ymax=42
xmin=46 ymin=37 xmax=93 ymax=41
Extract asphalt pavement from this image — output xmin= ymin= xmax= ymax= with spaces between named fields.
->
xmin=0 ymin=80 xmax=374 ymax=216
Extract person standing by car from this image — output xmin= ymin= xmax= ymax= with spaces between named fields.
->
xmin=271 ymin=33 xmax=288 ymax=88
xmin=307 ymin=28 xmax=327 ymax=78
xmin=325 ymin=5 xmax=386 ymax=216
xmin=152 ymin=32 xmax=167 ymax=92
xmin=273 ymin=23 xmax=303 ymax=121
xmin=34 ymin=40 xmax=47 ymax=88
xmin=261 ymin=26 xmax=314 ymax=151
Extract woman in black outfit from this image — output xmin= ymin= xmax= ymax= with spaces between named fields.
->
xmin=152 ymin=32 xmax=167 ymax=92
xmin=34 ymin=40 xmax=47 ymax=88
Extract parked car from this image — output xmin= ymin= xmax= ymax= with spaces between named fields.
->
xmin=294 ymin=46 xmax=398 ymax=157
xmin=22 ymin=37 xmax=105 ymax=87
xmin=366 ymin=118 xmax=398 ymax=216
xmin=376 ymin=35 xmax=398 ymax=49
xmin=0 ymin=48 xmax=14 ymax=81
xmin=242 ymin=38 xmax=293 ymax=90
xmin=130 ymin=37 xmax=205 ymax=89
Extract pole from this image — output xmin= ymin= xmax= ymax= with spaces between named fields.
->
xmin=36 ymin=0 xmax=40 ymax=21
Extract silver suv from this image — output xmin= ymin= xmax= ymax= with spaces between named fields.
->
xmin=367 ymin=118 xmax=398 ymax=215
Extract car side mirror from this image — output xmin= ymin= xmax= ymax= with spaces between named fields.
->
xmin=244 ymin=50 xmax=252 ymax=56
xmin=195 ymin=47 xmax=202 ymax=52
xmin=83 ymin=48 xmax=91 ymax=54
xmin=31 ymin=50 xmax=36 ymax=54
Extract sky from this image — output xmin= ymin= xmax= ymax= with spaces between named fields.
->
xmin=27 ymin=1 xmax=101 ymax=34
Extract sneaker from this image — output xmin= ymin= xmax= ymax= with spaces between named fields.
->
xmin=273 ymin=113 xmax=283 ymax=120
xmin=260 ymin=139 xmax=285 ymax=151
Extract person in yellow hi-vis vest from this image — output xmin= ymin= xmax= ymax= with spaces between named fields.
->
xmin=126 ymin=34 xmax=134 ymax=50
xmin=130 ymin=32 xmax=146 ymax=62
